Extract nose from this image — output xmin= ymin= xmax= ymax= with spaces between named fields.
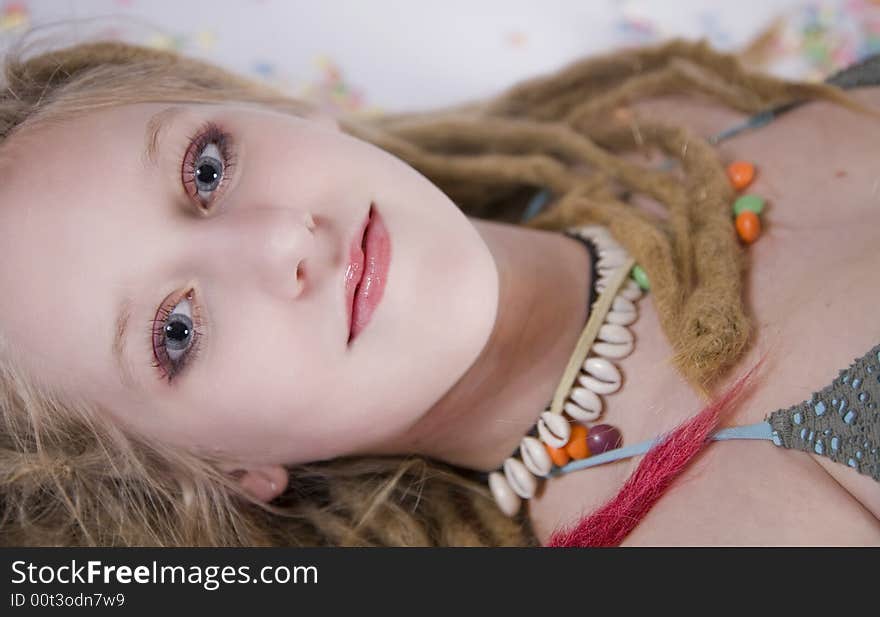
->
xmin=204 ymin=207 xmax=318 ymax=301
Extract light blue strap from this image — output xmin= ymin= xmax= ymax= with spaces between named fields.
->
xmin=712 ymin=421 xmax=773 ymax=441
xmin=548 ymin=421 xmax=773 ymax=477
xmin=656 ymin=109 xmax=780 ymax=171
xmin=707 ymin=110 xmax=777 ymax=145
xmin=521 ymin=188 xmax=552 ymax=222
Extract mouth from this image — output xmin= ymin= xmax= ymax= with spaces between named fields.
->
xmin=345 ymin=203 xmax=390 ymax=345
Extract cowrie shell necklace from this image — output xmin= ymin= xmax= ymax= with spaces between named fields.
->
xmin=488 ymin=224 xmax=644 ymax=517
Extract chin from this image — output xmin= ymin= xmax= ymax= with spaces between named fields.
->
xmin=350 ymin=190 xmax=499 ymax=425
xmin=414 ymin=208 xmax=498 ymax=382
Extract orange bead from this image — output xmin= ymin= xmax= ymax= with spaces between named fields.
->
xmin=735 ymin=210 xmax=761 ymax=244
xmin=545 ymin=443 xmax=570 ymax=467
xmin=565 ymin=424 xmax=591 ymax=460
xmin=727 ymin=161 xmax=756 ymax=190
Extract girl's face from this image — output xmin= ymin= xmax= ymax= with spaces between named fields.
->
xmin=0 ymin=101 xmax=499 ymax=471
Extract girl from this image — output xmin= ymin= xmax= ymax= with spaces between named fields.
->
xmin=0 ymin=34 xmax=877 ymax=546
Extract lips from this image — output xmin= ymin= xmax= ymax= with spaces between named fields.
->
xmin=345 ymin=203 xmax=390 ymax=345
xmin=344 ymin=206 xmax=371 ymax=341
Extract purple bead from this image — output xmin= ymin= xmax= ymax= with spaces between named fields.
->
xmin=587 ymin=424 xmax=622 ymax=455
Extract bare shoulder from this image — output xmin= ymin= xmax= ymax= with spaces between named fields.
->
xmin=626 ymin=85 xmax=880 ymax=140
xmin=831 ymin=83 xmax=880 ymax=110
xmin=626 ymin=93 xmax=749 ymax=138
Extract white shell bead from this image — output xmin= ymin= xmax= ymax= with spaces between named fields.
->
xmin=592 ymin=323 xmax=634 ymax=359
xmin=612 ymin=295 xmax=636 ymax=314
xmin=597 ymin=250 xmax=628 ymax=270
xmin=588 ymin=240 xmax=618 ymax=255
xmin=563 ymin=401 xmax=587 ymax=421
xmin=537 ymin=411 xmax=571 ymax=448
xmin=578 ymin=357 xmax=622 ymax=395
xmin=591 ymin=238 xmax=617 ymax=254
xmin=520 ymin=436 xmax=552 ymax=477
xmin=503 ymin=457 xmax=537 ymax=499
xmin=605 ymin=309 xmax=637 ymax=326
xmin=489 ymin=472 xmax=521 ymax=517
xmin=564 ymin=399 xmax=601 ymax=422
xmin=620 ymin=279 xmax=643 ymax=301
xmin=578 ymin=225 xmax=613 ymax=241
xmin=605 ymin=295 xmax=637 ymax=325
xmin=569 ymin=386 xmax=603 ymax=417
xmin=596 ymin=266 xmax=618 ymax=280
xmin=592 ymin=340 xmax=633 ymax=360
xmin=598 ymin=323 xmax=633 ymax=345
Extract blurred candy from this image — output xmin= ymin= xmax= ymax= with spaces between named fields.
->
xmin=565 ymin=424 xmax=590 ymax=460
xmin=727 ymin=161 xmax=756 ymax=189
xmin=733 ymin=194 xmax=765 ymax=216
xmin=735 ymin=210 xmax=761 ymax=244
xmin=587 ymin=424 xmax=622 ymax=455
xmin=545 ymin=443 xmax=571 ymax=467
xmin=631 ymin=265 xmax=650 ymax=291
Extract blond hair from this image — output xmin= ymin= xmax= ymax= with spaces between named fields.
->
xmin=0 ymin=31 xmax=856 ymax=546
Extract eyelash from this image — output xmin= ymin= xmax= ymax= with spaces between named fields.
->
xmin=181 ymin=121 xmax=238 ymax=213
xmin=150 ymin=287 xmax=205 ymax=385
xmin=149 ymin=123 xmax=234 ymax=384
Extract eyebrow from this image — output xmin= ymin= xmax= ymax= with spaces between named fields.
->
xmin=113 ymin=293 xmax=143 ymax=392
xmin=111 ymin=105 xmax=188 ymax=391
xmin=144 ymin=104 xmax=186 ymax=168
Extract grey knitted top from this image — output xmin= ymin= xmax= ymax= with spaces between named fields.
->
xmin=767 ymin=343 xmax=880 ymax=481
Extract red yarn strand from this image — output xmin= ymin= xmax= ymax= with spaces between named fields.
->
xmin=547 ymin=350 xmax=770 ymax=547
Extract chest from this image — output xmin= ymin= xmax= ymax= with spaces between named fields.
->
xmin=528 ymin=98 xmax=880 ymax=544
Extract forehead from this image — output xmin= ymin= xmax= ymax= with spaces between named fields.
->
xmin=5 ymin=101 xmax=162 ymax=154
xmin=0 ymin=101 xmax=177 ymax=202
xmin=0 ymin=102 xmax=177 ymax=390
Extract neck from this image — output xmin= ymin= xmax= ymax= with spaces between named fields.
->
xmin=385 ymin=218 xmax=593 ymax=471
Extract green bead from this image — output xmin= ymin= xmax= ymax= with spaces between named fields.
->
xmin=631 ymin=265 xmax=650 ymax=291
xmin=733 ymin=194 xmax=765 ymax=216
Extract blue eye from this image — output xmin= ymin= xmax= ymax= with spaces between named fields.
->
xmin=181 ymin=122 xmax=237 ymax=213
xmin=193 ymin=144 xmax=223 ymax=192
xmin=150 ymin=289 xmax=204 ymax=385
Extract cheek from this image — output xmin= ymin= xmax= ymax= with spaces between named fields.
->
xmin=205 ymin=313 xmax=329 ymax=415
xmin=180 ymin=295 xmax=351 ymax=462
